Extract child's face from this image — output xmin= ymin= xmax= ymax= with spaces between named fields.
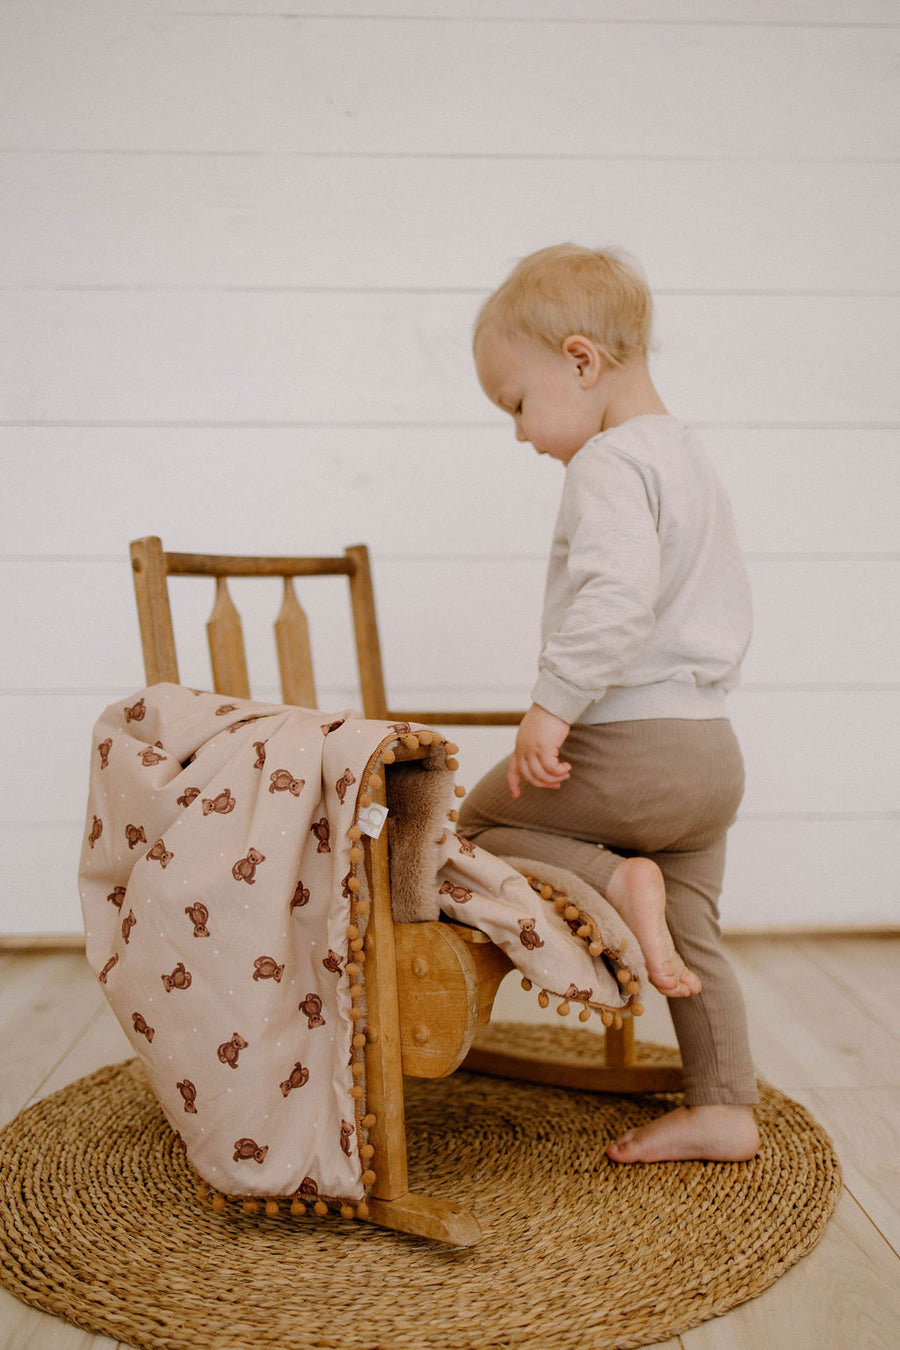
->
xmin=474 ymin=326 xmax=601 ymax=464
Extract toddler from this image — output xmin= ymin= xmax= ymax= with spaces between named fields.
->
xmin=457 ymin=244 xmax=760 ymax=1163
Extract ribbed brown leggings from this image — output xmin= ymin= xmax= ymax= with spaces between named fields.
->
xmin=457 ymin=718 xmax=758 ymax=1105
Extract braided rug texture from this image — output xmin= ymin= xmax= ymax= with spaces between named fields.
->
xmin=0 ymin=1027 xmax=840 ymax=1350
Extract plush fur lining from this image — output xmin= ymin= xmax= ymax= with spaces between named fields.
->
xmin=383 ymin=747 xmax=455 ymax=922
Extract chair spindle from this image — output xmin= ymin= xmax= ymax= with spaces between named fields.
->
xmin=275 ymin=577 xmax=317 ymax=709
xmin=207 ymin=577 xmax=251 ymax=699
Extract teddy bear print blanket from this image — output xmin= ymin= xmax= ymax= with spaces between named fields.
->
xmin=79 ymin=684 xmax=641 ymax=1210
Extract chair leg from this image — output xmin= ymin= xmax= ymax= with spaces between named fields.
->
xmin=361 ymin=776 xmax=482 ymax=1246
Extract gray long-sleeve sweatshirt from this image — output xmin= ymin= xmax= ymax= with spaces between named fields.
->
xmin=531 ymin=415 xmax=753 ymax=726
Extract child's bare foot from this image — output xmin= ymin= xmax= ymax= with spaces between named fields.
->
xmin=607 ymin=1104 xmax=760 ymax=1164
xmin=605 ymin=856 xmax=702 ymax=998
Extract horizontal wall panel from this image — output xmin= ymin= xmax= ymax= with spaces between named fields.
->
xmin=0 ymin=823 xmax=89 ymax=937
xmin=3 ymin=814 xmax=898 ymax=939
xmin=1 ymin=14 xmax=895 ymax=158
xmin=3 ymin=555 xmax=897 ymax=692
xmin=705 ymin=429 xmax=900 ymax=556
xmin=729 ymin=689 xmax=900 ymax=816
xmin=724 ymin=817 xmax=900 ymax=931
xmin=3 ymin=154 xmax=897 ymax=293
xmin=741 ymin=561 xmax=900 ymax=687
xmin=3 ymin=427 xmax=898 ymax=559
xmin=2 ymin=688 xmax=897 ymax=827
xmin=75 ymin=3 xmax=900 ymax=23
xmin=2 ymin=292 xmax=897 ymax=425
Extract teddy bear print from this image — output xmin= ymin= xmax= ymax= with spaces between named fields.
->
xmin=252 ymin=956 xmax=284 ymax=982
xmin=217 ymin=1032 xmax=249 ymax=1069
xmin=185 ymin=901 xmax=210 ymax=937
xmin=137 ymin=746 xmax=167 ymax=767
xmin=177 ymin=1079 xmax=198 ymax=1114
xmin=253 ymin=741 xmax=267 ymax=769
xmin=202 ymin=788 xmax=236 ymax=816
xmin=107 ymin=885 xmax=126 ymax=910
xmin=517 ymin=917 xmax=545 ymax=951
xmin=162 ymin=962 xmax=192 ymax=992
xmin=88 ymin=815 xmax=103 ymax=849
xmin=320 ymin=719 xmax=345 ymax=737
xmin=322 ymin=950 xmax=343 ymax=977
xmin=177 ymin=787 xmax=201 ymax=808
xmin=121 ymin=909 xmax=137 ymax=944
xmin=227 ymin=714 xmax=263 ymax=735
xmin=215 ymin=704 xmax=237 ymax=717
xmin=564 ymin=983 xmax=593 ymax=1002
xmin=233 ymin=1138 xmax=268 ymax=1163
xmin=457 ymin=837 xmax=476 ymax=857
xmin=280 ymin=1062 xmax=310 ymax=1097
xmin=98 ymin=954 xmax=118 ymax=984
xmin=124 ymin=698 xmax=146 ymax=723
xmin=125 ymin=823 xmax=147 ymax=850
xmin=298 ymin=1176 xmax=318 ymax=1198
xmin=310 ymin=819 xmax=331 ymax=853
xmin=298 ymin=993 xmax=325 ymax=1028
xmin=290 ymin=880 xmax=310 ymax=913
xmin=147 ymin=838 xmax=174 ymax=868
xmin=98 ymin=738 xmax=112 ymax=770
xmin=335 ymin=768 xmax=356 ymax=805
xmin=132 ymin=1012 xmax=154 ymax=1042
xmin=269 ymin=770 xmax=305 ymax=797
xmin=388 ymin=722 xmax=411 ymax=735
xmin=340 ymin=1120 xmax=354 ymax=1156
xmin=439 ymin=880 xmax=473 ymax=904
xmin=232 ymin=848 xmax=265 ymax=884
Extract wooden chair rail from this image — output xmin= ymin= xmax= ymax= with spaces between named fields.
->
xmin=161 ymin=553 xmax=356 ymax=578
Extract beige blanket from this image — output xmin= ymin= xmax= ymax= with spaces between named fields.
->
xmin=79 ymin=684 xmax=642 ymax=1208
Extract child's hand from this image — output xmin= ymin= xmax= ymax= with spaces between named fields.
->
xmin=508 ymin=704 xmax=572 ymax=798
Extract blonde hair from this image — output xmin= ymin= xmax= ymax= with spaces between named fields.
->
xmin=474 ymin=243 xmax=653 ymax=366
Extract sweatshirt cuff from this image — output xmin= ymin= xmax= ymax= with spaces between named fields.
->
xmin=530 ymin=669 xmax=597 ymax=725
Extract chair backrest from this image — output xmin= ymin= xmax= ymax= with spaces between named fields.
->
xmin=130 ymin=536 xmax=389 ymax=717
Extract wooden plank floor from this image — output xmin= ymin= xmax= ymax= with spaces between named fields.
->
xmin=1 ymin=936 xmax=899 ymax=1349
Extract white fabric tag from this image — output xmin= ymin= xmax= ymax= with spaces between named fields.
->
xmin=357 ymin=802 xmax=389 ymax=839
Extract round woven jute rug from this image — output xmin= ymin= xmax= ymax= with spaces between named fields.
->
xmin=0 ymin=1026 xmax=840 ymax=1350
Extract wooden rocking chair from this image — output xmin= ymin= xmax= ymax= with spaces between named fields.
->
xmin=130 ymin=536 xmax=683 ymax=1245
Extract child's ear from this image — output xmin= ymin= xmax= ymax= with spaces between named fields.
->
xmin=561 ymin=335 xmax=605 ymax=386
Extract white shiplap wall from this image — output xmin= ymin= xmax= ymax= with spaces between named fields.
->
xmin=1 ymin=0 xmax=898 ymax=936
